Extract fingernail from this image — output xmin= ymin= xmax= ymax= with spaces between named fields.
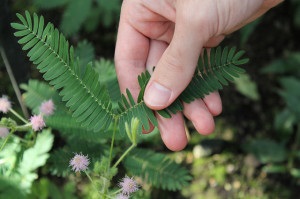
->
xmin=144 ymin=82 xmax=171 ymax=107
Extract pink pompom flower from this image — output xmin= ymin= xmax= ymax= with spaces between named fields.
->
xmin=0 ymin=96 xmax=11 ymax=113
xmin=39 ymin=99 xmax=55 ymax=116
xmin=69 ymin=153 xmax=90 ymax=172
xmin=119 ymin=176 xmax=139 ymax=195
xmin=0 ymin=127 xmax=9 ymax=138
xmin=30 ymin=115 xmax=46 ymax=131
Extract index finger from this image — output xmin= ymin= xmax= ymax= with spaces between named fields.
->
xmin=114 ymin=15 xmax=149 ymax=99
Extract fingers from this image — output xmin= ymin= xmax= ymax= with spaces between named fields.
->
xmin=203 ymin=92 xmax=222 ymax=116
xmin=183 ymin=99 xmax=215 ymax=136
xmin=114 ymin=6 xmax=149 ymax=99
xmin=183 ymin=91 xmax=222 ymax=135
xmin=158 ymin=91 xmax=221 ymax=150
xmin=144 ymin=2 xmax=211 ymax=110
xmin=145 ymin=40 xmax=188 ymax=151
xmin=156 ymin=112 xmax=188 ymax=151
xmin=146 ymin=40 xmax=168 ymax=73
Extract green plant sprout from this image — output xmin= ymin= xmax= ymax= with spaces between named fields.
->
xmin=0 ymin=10 xmax=249 ymax=198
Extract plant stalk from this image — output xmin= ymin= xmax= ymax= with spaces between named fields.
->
xmin=0 ymin=46 xmax=29 ymax=119
xmin=113 ymin=144 xmax=136 ymax=168
xmin=0 ymin=130 xmax=14 ymax=152
xmin=9 ymin=108 xmax=28 ymax=124
xmin=108 ymin=118 xmax=118 ymax=169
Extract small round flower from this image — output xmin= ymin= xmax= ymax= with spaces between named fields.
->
xmin=115 ymin=194 xmax=129 ymax=199
xmin=30 ymin=115 xmax=46 ymax=131
xmin=0 ymin=96 xmax=11 ymax=113
xmin=39 ymin=99 xmax=55 ymax=116
xmin=69 ymin=153 xmax=90 ymax=172
xmin=0 ymin=127 xmax=9 ymax=138
xmin=119 ymin=176 xmax=139 ymax=195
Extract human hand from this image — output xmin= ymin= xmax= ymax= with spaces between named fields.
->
xmin=114 ymin=0 xmax=283 ymax=151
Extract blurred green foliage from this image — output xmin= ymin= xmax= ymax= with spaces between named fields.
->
xmin=32 ymin=0 xmax=121 ymax=36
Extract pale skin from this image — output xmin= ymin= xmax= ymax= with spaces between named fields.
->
xmin=115 ymin=0 xmax=284 ymax=151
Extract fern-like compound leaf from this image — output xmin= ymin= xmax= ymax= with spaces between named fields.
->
xmin=160 ymin=46 xmax=249 ymax=115
xmin=117 ymin=89 xmax=157 ymax=134
xmin=12 ymin=11 xmax=114 ymax=132
xmin=124 ymin=148 xmax=192 ymax=191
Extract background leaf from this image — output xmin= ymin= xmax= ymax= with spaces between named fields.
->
xmin=0 ymin=177 xmax=26 ymax=199
xmin=243 ymin=139 xmax=287 ymax=164
xmin=124 ymin=148 xmax=192 ymax=191
xmin=60 ymin=0 xmax=92 ymax=36
xmin=17 ymin=129 xmax=54 ymax=190
xmin=33 ymin=0 xmax=69 ymax=9
xmin=234 ymin=73 xmax=260 ymax=100
xmin=279 ymin=77 xmax=300 ymax=119
xmin=74 ymin=40 xmax=95 ymax=70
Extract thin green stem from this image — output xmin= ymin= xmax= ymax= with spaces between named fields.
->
xmin=102 ymin=117 xmax=118 ymax=199
xmin=113 ymin=144 xmax=136 ymax=168
xmin=108 ymin=118 xmax=118 ymax=169
xmin=84 ymin=170 xmax=94 ymax=183
xmin=15 ymin=124 xmax=32 ymax=132
xmin=112 ymin=189 xmax=122 ymax=195
xmin=0 ymin=46 xmax=29 ymax=119
xmin=0 ymin=130 xmax=15 ymax=152
xmin=9 ymin=109 xmax=28 ymax=124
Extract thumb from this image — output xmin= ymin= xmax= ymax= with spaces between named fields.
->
xmin=144 ymin=12 xmax=210 ymax=110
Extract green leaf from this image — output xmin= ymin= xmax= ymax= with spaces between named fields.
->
xmin=94 ymin=58 xmax=121 ymax=104
xmin=243 ymin=139 xmax=287 ymax=164
xmin=279 ymin=77 xmax=300 ymax=119
xmin=60 ymin=0 xmax=92 ymax=36
xmin=290 ymin=168 xmax=300 ymax=178
xmin=0 ymin=137 xmax=21 ymax=176
xmin=274 ymin=108 xmax=296 ymax=136
xmin=74 ymin=40 xmax=95 ymax=70
xmin=124 ymin=148 xmax=192 ymax=191
xmin=261 ymin=52 xmax=300 ymax=75
xmin=21 ymin=79 xmax=58 ymax=114
xmin=0 ymin=177 xmax=26 ymax=199
xmin=16 ymin=130 xmax=54 ymax=191
xmin=179 ymin=47 xmax=247 ymax=104
xmin=28 ymin=178 xmax=78 ymax=199
xmin=18 ymin=130 xmax=54 ymax=173
xmin=95 ymin=0 xmax=121 ymax=27
xmin=234 ymin=73 xmax=260 ymax=101
xmin=262 ymin=164 xmax=286 ymax=174
xmin=33 ymin=0 xmax=69 ymax=9
xmin=48 ymin=138 xmax=108 ymax=177
xmin=13 ymin=12 xmax=115 ymax=132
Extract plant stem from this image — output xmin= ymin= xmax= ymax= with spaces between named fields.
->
xmin=9 ymin=108 xmax=28 ymax=124
xmin=0 ymin=130 xmax=15 ymax=152
xmin=84 ymin=170 xmax=94 ymax=183
xmin=0 ymin=46 xmax=29 ymax=119
xmin=103 ymin=118 xmax=118 ymax=198
xmin=108 ymin=118 xmax=118 ymax=169
xmin=113 ymin=144 xmax=136 ymax=168
xmin=15 ymin=124 xmax=32 ymax=132
xmin=84 ymin=170 xmax=104 ymax=197
xmin=112 ymin=189 xmax=122 ymax=195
